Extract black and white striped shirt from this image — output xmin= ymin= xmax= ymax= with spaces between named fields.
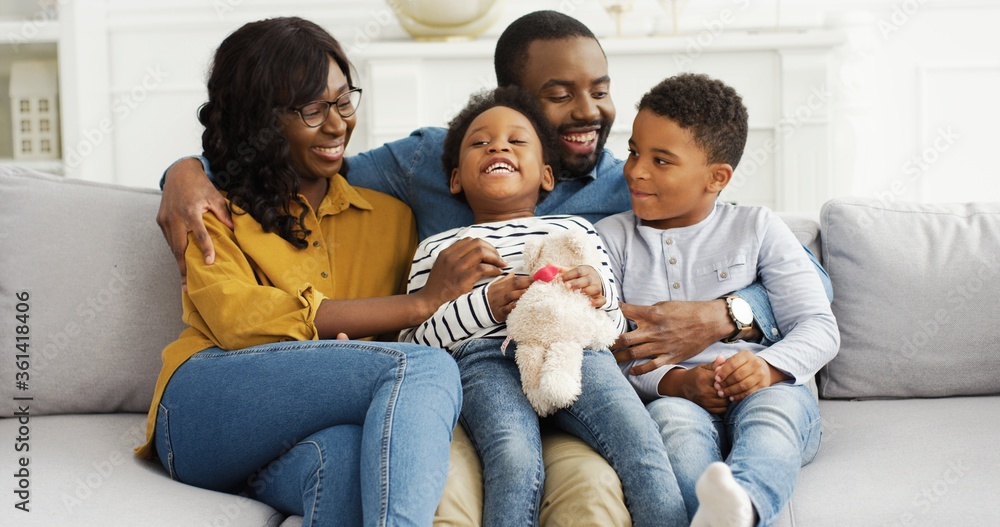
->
xmin=401 ymin=215 xmax=625 ymax=350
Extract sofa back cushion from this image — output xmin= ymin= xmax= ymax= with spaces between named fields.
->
xmin=818 ymin=197 xmax=1000 ymax=399
xmin=0 ymin=167 xmax=184 ymax=416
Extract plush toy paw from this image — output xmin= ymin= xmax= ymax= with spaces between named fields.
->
xmin=536 ymin=369 xmax=581 ymax=414
xmin=523 ymin=341 xmax=584 ymax=415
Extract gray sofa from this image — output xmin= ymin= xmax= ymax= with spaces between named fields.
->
xmin=1 ymin=166 xmax=997 ymax=526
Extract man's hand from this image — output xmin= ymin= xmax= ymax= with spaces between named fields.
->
xmin=713 ymin=351 xmax=789 ymax=403
xmin=559 ymin=265 xmax=605 ymax=307
xmin=658 ymin=361 xmax=729 ymax=414
xmin=612 ymin=300 xmax=733 ymax=374
xmin=156 ymin=158 xmax=231 ymax=287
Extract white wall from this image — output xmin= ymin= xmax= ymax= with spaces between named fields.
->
xmin=55 ymin=0 xmax=1000 ymax=206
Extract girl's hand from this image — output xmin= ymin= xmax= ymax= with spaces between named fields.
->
xmin=559 ymin=265 xmax=605 ymax=307
xmin=486 ymin=274 xmax=533 ymax=322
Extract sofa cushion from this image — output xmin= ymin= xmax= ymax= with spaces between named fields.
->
xmin=0 ymin=167 xmax=184 ymax=416
xmin=0 ymin=413 xmax=284 ymax=526
xmin=777 ymin=396 xmax=1000 ymax=526
xmin=818 ymin=198 xmax=1000 ymax=399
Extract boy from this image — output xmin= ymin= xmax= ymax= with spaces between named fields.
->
xmin=401 ymin=86 xmax=687 ymax=527
xmin=595 ymin=74 xmax=839 ymax=527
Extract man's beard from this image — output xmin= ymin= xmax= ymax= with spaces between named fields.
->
xmin=555 ymin=118 xmax=613 ymax=180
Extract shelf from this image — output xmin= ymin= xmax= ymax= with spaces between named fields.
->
xmin=352 ymin=29 xmax=846 ymax=60
xmin=0 ymin=19 xmax=59 ymax=45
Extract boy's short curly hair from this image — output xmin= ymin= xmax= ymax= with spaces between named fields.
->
xmin=442 ymin=86 xmax=562 ymax=202
xmin=638 ymin=73 xmax=748 ymax=169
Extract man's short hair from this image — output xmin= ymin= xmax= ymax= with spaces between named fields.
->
xmin=494 ymin=10 xmax=599 ymax=88
xmin=638 ymin=73 xmax=749 ymax=169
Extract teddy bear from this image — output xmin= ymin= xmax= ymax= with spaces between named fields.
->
xmin=504 ymin=228 xmax=622 ymax=416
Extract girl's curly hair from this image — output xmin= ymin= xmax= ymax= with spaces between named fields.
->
xmin=199 ymin=17 xmax=354 ymax=248
xmin=442 ymin=86 xmax=563 ymax=203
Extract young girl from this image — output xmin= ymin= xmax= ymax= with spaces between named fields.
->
xmin=135 ymin=17 xmax=504 ymax=526
xmin=401 ymin=87 xmax=687 ymax=527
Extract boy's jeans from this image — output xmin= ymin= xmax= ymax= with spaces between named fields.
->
xmin=647 ymin=383 xmax=822 ymax=527
xmin=454 ymin=338 xmax=687 ymax=527
xmin=154 ymin=340 xmax=462 ymax=527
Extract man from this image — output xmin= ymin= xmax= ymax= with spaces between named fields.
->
xmin=158 ymin=10 xmax=829 ymax=525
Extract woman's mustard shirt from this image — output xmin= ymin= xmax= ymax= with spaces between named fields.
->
xmin=135 ymin=175 xmax=417 ymax=459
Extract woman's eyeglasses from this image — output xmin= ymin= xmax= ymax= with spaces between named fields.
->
xmin=291 ymin=88 xmax=363 ymax=128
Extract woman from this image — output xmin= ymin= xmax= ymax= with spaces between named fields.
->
xmin=135 ymin=17 xmax=502 ymax=526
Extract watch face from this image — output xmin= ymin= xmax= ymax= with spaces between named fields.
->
xmin=731 ymin=297 xmax=753 ymax=325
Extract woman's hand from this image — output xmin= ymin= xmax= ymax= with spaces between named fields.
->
xmin=713 ymin=351 xmax=790 ymax=403
xmin=416 ymin=237 xmax=506 ymax=313
xmin=559 ymin=265 xmax=606 ymax=307
xmin=658 ymin=361 xmax=729 ymax=414
xmin=486 ymin=273 xmax=533 ymax=322
xmin=157 ymin=158 xmax=232 ymax=289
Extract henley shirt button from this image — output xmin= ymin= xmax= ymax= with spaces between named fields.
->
xmin=669 ymin=258 xmax=677 ymax=265
xmin=672 ymin=282 xmax=680 ymax=289
xmin=313 ymin=241 xmax=321 ymax=247
xmin=665 ymin=238 xmax=674 ymax=245
xmin=720 ymin=271 xmax=728 ymax=279
xmin=321 ymin=272 xmax=329 ymax=278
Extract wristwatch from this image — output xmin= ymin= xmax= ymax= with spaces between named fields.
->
xmin=723 ymin=295 xmax=753 ymax=343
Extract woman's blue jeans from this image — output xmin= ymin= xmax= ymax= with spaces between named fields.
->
xmin=647 ymin=383 xmax=822 ymax=527
xmin=154 ymin=340 xmax=462 ymax=527
xmin=454 ymin=338 xmax=687 ymax=527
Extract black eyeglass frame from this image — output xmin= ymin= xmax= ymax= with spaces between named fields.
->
xmin=291 ymin=88 xmax=363 ymax=128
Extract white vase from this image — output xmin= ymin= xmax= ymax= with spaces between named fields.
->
xmin=389 ymin=0 xmax=505 ymax=40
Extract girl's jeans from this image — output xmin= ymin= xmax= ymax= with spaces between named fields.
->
xmin=454 ymin=338 xmax=687 ymax=527
xmin=647 ymin=382 xmax=822 ymax=527
xmin=154 ymin=340 xmax=462 ymax=527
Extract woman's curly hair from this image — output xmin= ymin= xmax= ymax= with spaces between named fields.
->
xmin=441 ymin=86 xmax=562 ymax=203
xmin=199 ymin=17 xmax=354 ymax=248
xmin=638 ymin=73 xmax=748 ymax=169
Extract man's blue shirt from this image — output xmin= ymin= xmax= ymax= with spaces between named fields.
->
xmin=177 ymin=126 xmax=832 ymax=346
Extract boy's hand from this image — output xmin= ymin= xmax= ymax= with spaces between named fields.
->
xmin=658 ymin=362 xmax=729 ymax=414
xmin=559 ymin=265 xmax=605 ymax=307
xmin=157 ymin=158 xmax=232 ymax=288
xmin=486 ymin=273 xmax=533 ymax=322
xmin=713 ymin=351 xmax=790 ymax=402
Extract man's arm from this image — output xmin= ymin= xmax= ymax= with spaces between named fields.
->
xmin=613 ymin=299 xmax=736 ymax=374
xmin=612 ymin=244 xmax=832 ymax=375
xmin=738 ymin=245 xmax=832 ymax=347
xmin=157 ymin=156 xmax=231 ymax=287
